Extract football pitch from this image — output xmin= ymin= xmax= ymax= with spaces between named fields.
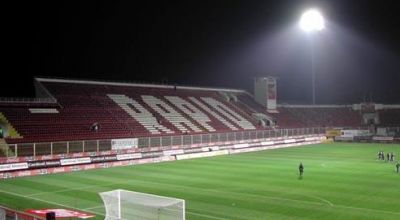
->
xmin=0 ymin=143 xmax=399 ymax=220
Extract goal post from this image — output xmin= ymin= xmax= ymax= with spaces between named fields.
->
xmin=100 ymin=189 xmax=185 ymax=220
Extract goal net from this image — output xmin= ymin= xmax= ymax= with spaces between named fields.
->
xmin=100 ymin=189 xmax=185 ymax=220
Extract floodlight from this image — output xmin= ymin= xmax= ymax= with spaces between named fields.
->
xmin=299 ymin=9 xmax=325 ymax=32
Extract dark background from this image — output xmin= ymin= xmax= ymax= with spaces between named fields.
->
xmin=3 ymin=0 xmax=400 ymax=104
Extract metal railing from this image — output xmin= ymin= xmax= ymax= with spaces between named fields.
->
xmin=2 ymin=127 xmax=326 ymax=158
xmin=0 ymin=205 xmax=45 ymax=220
xmin=0 ymin=97 xmax=56 ymax=103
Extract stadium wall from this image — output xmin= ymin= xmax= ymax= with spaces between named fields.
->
xmin=0 ymin=135 xmax=324 ymax=179
xmin=2 ymin=127 xmax=325 ymax=159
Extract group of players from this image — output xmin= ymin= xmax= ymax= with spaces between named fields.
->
xmin=298 ymin=151 xmax=400 ymax=178
xmin=378 ymin=151 xmax=395 ymax=162
xmin=377 ymin=150 xmax=400 ymax=173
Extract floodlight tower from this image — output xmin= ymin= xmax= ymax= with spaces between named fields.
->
xmin=299 ymin=9 xmax=324 ymax=105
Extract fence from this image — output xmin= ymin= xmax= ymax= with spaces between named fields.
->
xmin=0 ymin=97 xmax=56 ymax=104
xmin=2 ymin=127 xmax=326 ymax=158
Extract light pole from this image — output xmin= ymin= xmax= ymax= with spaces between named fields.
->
xmin=299 ymin=9 xmax=324 ymax=105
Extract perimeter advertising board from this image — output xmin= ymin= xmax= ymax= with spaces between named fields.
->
xmin=111 ymin=138 xmax=138 ymax=150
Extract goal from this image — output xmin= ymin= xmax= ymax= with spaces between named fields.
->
xmin=100 ymin=189 xmax=185 ymax=220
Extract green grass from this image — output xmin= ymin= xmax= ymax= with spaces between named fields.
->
xmin=0 ymin=142 xmax=399 ymax=220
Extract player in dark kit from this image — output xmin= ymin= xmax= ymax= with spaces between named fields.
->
xmin=379 ymin=151 xmax=384 ymax=160
xmin=299 ymin=163 xmax=304 ymax=177
xmin=396 ymin=162 xmax=400 ymax=173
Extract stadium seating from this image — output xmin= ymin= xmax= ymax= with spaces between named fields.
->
xmin=284 ymin=107 xmax=362 ymax=128
xmin=379 ymin=109 xmax=400 ymax=126
xmin=0 ymin=78 xmax=396 ymax=152
xmin=274 ymin=108 xmax=306 ymax=128
xmin=0 ymin=80 xmax=260 ymax=144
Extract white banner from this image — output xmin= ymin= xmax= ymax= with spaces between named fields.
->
xmin=284 ymin=139 xmax=296 ymax=144
xmin=116 ymin=153 xmax=142 ymax=161
xmin=163 ymin=149 xmax=184 ymax=156
xmin=335 ymin=136 xmax=354 ymax=141
xmin=176 ymin=150 xmax=229 ymax=160
xmin=60 ymin=157 xmax=91 ymax=166
xmin=341 ymin=130 xmax=370 ymax=138
xmin=261 ymin=141 xmax=274 ymax=146
xmin=0 ymin=162 xmax=28 ymax=172
xmin=305 ymin=137 xmax=318 ymax=141
xmin=372 ymin=136 xmax=394 ymax=141
xmin=202 ymin=146 xmax=220 ymax=152
xmin=234 ymin=143 xmax=249 ymax=149
xmin=111 ymin=138 xmax=138 ymax=150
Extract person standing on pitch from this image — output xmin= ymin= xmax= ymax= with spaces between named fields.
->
xmin=396 ymin=162 xmax=400 ymax=173
xmin=299 ymin=163 xmax=304 ymax=177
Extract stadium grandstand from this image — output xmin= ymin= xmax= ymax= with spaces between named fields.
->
xmin=0 ymin=78 xmax=400 ymax=157
xmin=0 ymin=77 xmax=399 ymax=161
xmin=1 ymin=77 xmax=400 ymax=220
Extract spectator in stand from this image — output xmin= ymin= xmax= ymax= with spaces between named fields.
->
xmin=91 ymin=122 xmax=99 ymax=132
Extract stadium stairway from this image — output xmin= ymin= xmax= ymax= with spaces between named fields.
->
xmin=0 ymin=112 xmax=22 ymax=139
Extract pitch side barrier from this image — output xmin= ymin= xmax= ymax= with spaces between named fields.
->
xmin=335 ymin=136 xmax=400 ymax=144
xmin=1 ymin=127 xmax=325 ymax=159
xmin=0 ymin=135 xmax=324 ymax=179
xmin=0 ymin=205 xmax=45 ymax=220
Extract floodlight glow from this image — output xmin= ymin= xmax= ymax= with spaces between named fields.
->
xmin=299 ymin=9 xmax=324 ymax=32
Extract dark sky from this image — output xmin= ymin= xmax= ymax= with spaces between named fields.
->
xmin=3 ymin=0 xmax=400 ymax=104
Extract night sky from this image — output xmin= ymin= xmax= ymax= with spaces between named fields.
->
xmin=3 ymin=0 xmax=400 ymax=104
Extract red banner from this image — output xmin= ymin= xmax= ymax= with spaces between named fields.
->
xmin=26 ymin=209 xmax=95 ymax=219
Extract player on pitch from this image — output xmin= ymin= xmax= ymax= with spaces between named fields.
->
xmin=299 ymin=162 xmax=304 ymax=177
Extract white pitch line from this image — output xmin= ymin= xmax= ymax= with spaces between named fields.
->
xmin=24 ymin=176 xmax=331 ymax=208
xmin=4 ymin=174 xmax=399 ymax=217
xmin=0 ymin=188 xmax=103 ymax=217
xmin=1 ymin=185 xmax=233 ymax=220
xmin=334 ymin=204 xmax=400 ymax=216
xmin=2 ymin=184 xmax=399 ymax=218
xmin=83 ymin=204 xmax=233 ymax=220
xmin=83 ymin=205 xmax=104 ymax=211
xmin=27 ymin=182 xmax=116 ymax=197
xmin=20 ymin=177 xmax=399 ymax=216
xmin=187 ymin=210 xmax=232 ymax=220
xmin=301 ymin=194 xmax=333 ymax=206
